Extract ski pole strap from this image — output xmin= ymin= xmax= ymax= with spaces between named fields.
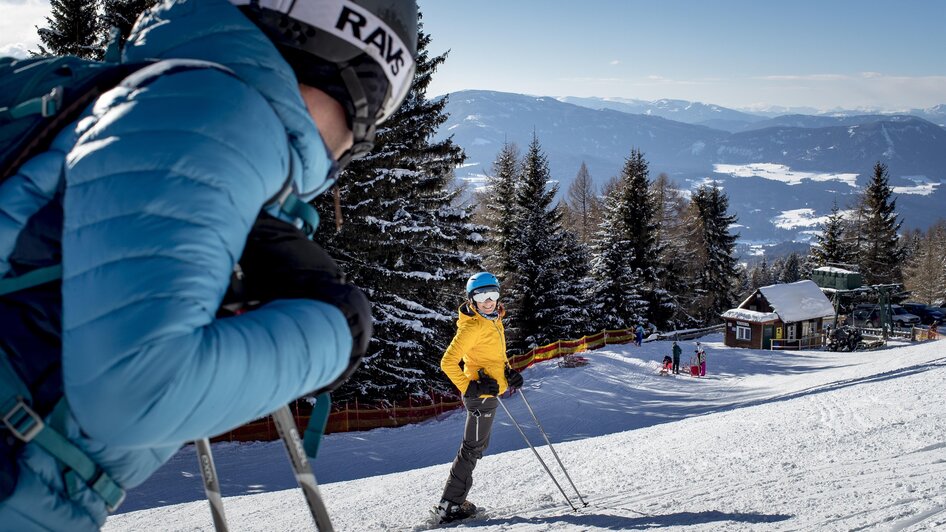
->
xmin=0 ymin=264 xmax=62 ymax=296
xmin=303 ymin=392 xmax=331 ymax=460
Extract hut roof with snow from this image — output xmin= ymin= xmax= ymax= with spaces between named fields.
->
xmin=722 ymin=280 xmax=835 ymax=323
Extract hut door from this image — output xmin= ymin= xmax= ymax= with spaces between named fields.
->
xmin=787 ymin=323 xmax=797 ymax=340
xmin=762 ymin=325 xmax=773 ymax=349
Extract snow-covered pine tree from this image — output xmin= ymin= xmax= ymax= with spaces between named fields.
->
xmin=809 ymin=199 xmax=853 ymax=268
xmin=858 ymin=162 xmax=904 ymax=285
xmin=588 ymin=180 xmax=646 ymax=332
xmin=546 ymin=223 xmax=594 ymax=341
xmin=314 ymin=21 xmax=480 ymax=402
xmin=747 ymin=258 xmax=771 ymax=290
xmin=99 ymin=0 xmax=156 ymax=51
xmin=651 ymin=173 xmax=695 ymax=328
xmin=37 ymin=0 xmax=100 ymax=58
xmin=687 ymin=184 xmax=739 ymax=324
xmin=478 ymin=142 xmax=521 ymax=279
xmin=902 ymin=220 xmax=946 ymax=305
xmin=503 ymin=134 xmax=570 ymax=354
xmin=615 ymin=148 xmax=662 ymax=326
xmin=778 ymin=252 xmax=801 ymax=284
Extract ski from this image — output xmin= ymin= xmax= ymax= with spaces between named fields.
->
xmin=271 ymin=405 xmax=334 ymax=531
xmin=195 ymin=438 xmax=229 ymax=532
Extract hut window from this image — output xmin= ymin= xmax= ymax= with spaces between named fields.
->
xmin=736 ymin=325 xmax=751 ymax=341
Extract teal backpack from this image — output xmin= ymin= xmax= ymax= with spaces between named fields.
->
xmin=0 ymin=56 xmax=147 ymax=183
xmin=0 ymin=54 xmax=145 ymax=509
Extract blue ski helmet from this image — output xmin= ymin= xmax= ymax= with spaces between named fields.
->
xmin=466 ymin=272 xmax=499 ymax=298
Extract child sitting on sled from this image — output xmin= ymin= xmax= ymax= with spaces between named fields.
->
xmin=660 ymin=355 xmax=673 ymax=375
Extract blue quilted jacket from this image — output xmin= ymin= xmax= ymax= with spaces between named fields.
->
xmin=0 ymin=0 xmax=352 ymax=529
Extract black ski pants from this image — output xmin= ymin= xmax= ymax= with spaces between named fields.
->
xmin=441 ymin=396 xmax=499 ymax=504
xmin=672 ymin=356 xmax=680 ymax=374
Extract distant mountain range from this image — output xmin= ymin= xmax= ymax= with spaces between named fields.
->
xmin=434 ymin=90 xmax=946 ymax=246
xmin=559 ymin=96 xmax=946 ymax=131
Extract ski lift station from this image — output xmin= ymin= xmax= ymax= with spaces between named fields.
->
xmin=721 ymin=280 xmax=836 ymax=350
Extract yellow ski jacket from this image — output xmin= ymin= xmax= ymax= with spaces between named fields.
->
xmin=441 ymin=302 xmax=509 ymax=397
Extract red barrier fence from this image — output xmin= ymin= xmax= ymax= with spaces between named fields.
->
xmin=214 ymin=327 xmax=640 ymax=442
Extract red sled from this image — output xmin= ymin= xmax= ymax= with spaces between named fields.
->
xmin=690 ymin=365 xmax=700 ymax=376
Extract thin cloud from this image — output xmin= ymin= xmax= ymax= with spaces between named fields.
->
xmin=758 ymin=74 xmax=849 ymax=81
xmin=609 ymin=60 xmax=620 ymax=65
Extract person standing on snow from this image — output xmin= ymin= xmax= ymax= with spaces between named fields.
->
xmin=436 ymin=272 xmax=523 ymax=524
xmin=696 ymin=342 xmax=707 ymax=376
xmin=635 ymin=323 xmax=645 ymax=346
xmin=672 ymin=341 xmax=682 ymax=374
xmin=0 ymin=0 xmax=417 ymax=529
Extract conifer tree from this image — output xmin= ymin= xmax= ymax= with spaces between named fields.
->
xmin=100 ymin=0 xmax=156 ymax=51
xmin=903 ymin=221 xmax=946 ymax=305
xmin=778 ymin=252 xmax=801 ymax=284
xmin=858 ymin=162 xmax=904 ymax=285
xmin=314 ymin=21 xmax=478 ymax=402
xmin=37 ymin=0 xmax=100 ymax=58
xmin=651 ymin=173 xmax=693 ymax=327
xmin=478 ymin=142 xmax=520 ymax=278
xmin=547 ymin=224 xmax=594 ymax=340
xmin=748 ymin=261 xmax=767 ymax=291
xmin=686 ymin=184 xmax=739 ymax=324
xmin=589 ymin=182 xmax=647 ymax=331
xmin=617 ymin=149 xmax=661 ymax=294
xmin=810 ymin=200 xmax=852 ymax=267
xmin=503 ymin=134 xmax=569 ymax=353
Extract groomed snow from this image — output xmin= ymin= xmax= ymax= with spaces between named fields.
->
xmin=105 ymin=335 xmax=946 ymax=531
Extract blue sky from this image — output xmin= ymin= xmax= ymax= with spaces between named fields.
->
xmin=2 ymin=0 xmax=944 ymax=111
xmin=417 ymin=0 xmax=946 ymax=111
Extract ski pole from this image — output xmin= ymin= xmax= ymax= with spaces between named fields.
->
xmin=271 ymin=405 xmax=334 ymax=531
xmin=195 ymin=438 xmax=229 ymax=532
xmin=516 ymin=390 xmax=588 ymax=506
xmin=496 ymin=397 xmax=578 ymax=511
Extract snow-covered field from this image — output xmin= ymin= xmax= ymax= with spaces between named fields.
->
xmin=713 ymin=163 xmax=859 ymax=188
xmin=105 ymin=335 xmax=946 ymax=531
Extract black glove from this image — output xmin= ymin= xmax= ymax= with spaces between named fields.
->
xmin=504 ymin=367 xmax=523 ymax=390
xmin=465 ymin=374 xmax=499 ymax=398
xmin=221 ymin=213 xmax=373 ymax=394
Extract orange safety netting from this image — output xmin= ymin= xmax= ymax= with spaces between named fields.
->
xmin=214 ymin=327 xmax=638 ymax=442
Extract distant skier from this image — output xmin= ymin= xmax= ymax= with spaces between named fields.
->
xmin=435 ymin=272 xmax=523 ymax=524
xmin=672 ymin=341 xmax=682 ymax=374
xmin=695 ymin=342 xmax=707 ymax=376
xmin=635 ymin=324 xmax=645 ymax=346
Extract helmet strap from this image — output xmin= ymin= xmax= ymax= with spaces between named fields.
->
xmin=334 ymin=65 xmax=378 ymax=171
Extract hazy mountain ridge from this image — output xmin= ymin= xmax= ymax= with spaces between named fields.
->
xmin=436 ymin=90 xmax=946 ymax=243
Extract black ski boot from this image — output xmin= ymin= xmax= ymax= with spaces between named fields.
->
xmin=434 ymin=499 xmax=478 ymax=524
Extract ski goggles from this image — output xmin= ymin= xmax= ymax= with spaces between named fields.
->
xmin=471 ymin=291 xmax=500 ymax=303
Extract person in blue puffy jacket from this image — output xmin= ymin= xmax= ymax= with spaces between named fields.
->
xmin=0 ymin=0 xmax=418 ymax=529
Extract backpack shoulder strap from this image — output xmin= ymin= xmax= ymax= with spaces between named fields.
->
xmin=1 ymin=355 xmax=125 ymax=511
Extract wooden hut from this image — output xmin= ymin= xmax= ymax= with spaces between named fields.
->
xmin=721 ymin=280 xmax=835 ymax=349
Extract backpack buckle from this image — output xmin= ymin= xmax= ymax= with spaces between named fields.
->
xmin=41 ymin=86 xmax=63 ymax=117
xmin=3 ymin=397 xmax=45 ymax=443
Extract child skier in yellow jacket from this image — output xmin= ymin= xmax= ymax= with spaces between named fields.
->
xmin=435 ymin=272 xmax=523 ymax=524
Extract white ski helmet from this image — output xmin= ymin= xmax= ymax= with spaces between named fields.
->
xmin=233 ymin=0 xmax=418 ymax=167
